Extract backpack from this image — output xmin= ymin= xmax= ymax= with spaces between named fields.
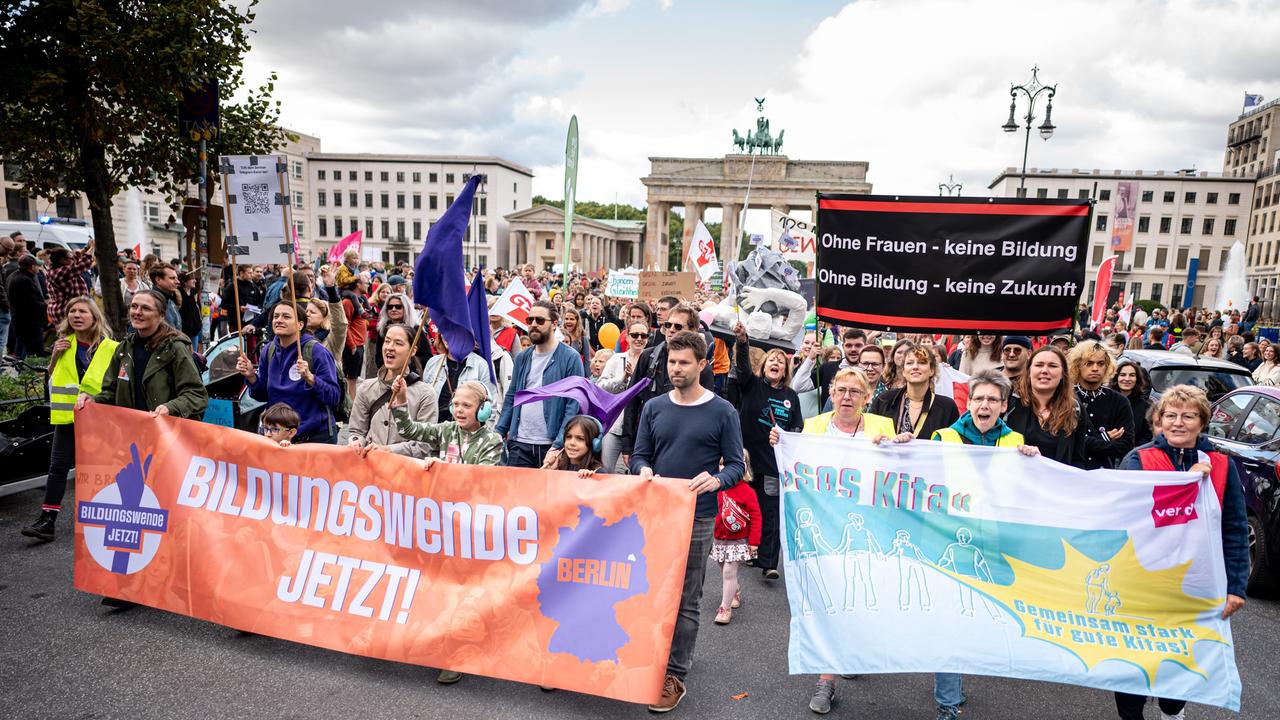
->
xmin=719 ymin=493 xmax=749 ymax=535
xmin=264 ymin=338 xmax=349 ymax=423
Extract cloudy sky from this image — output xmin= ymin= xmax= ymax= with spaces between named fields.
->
xmin=242 ymin=0 xmax=1279 ymax=232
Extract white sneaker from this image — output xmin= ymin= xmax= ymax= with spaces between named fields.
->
xmin=1159 ymin=711 xmax=1186 ymax=720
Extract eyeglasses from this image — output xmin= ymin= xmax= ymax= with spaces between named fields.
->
xmin=1002 ymin=347 xmax=1025 ymax=355
xmin=662 ymin=322 xmax=686 ymax=331
xmin=629 ymin=332 xmax=648 ymax=339
xmin=831 ymin=387 xmax=866 ymax=397
xmin=858 ymin=361 xmax=883 ymax=370
xmin=1159 ymin=412 xmax=1201 ymax=424
xmin=386 ymin=304 xmax=403 ymax=310
xmin=528 ymin=316 xmax=551 ymax=326
xmin=259 ymin=425 xmax=290 ymax=436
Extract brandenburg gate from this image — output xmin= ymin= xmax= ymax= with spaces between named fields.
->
xmin=639 ymin=99 xmax=873 ymax=267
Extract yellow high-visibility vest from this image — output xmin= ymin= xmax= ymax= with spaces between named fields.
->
xmin=49 ymin=336 xmax=120 ymax=425
xmin=932 ymin=427 xmax=1025 ymax=447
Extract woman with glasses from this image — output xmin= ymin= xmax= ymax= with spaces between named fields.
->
xmin=1112 ymin=385 xmax=1248 ymax=720
xmin=1003 ymin=345 xmax=1081 ymax=464
xmin=364 ymin=292 xmax=431 ymax=377
xmin=598 ymin=321 xmax=652 ymax=472
xmin=870 ymin=344 xmax=960 ymax=441
xmin=731 ymin=321 xmax=805 ymax=579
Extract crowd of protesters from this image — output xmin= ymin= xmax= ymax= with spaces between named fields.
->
xmin=3 ymin=226 xmax=1262 ymax=718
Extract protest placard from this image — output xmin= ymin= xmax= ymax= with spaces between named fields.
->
xmin=637 ymin=271 xmax=696 ymax=301
xmin=606 ymin=271 xmax=639 ymax=299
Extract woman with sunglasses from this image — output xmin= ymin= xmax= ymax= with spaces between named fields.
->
xmin=365 ymin=292 xmax=431 ymax=377
xmin=598 ymin=320 xmax=651 ymax=472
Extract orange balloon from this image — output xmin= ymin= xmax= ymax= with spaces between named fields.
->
xmin=597 ymin=322 xmax=620 ymax=349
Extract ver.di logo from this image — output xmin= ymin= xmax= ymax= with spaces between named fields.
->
xmin=77 ymin=444 xmax=169 ymax=574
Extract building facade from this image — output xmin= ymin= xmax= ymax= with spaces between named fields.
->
xmin=505 ymin=205 xmax=643 ymax=272
xmin=304 ymin=153 xmax=532 ymax=269
xmin=1223 ymin=100 xmax=1280 ymax=319
xmin=989 ymin=168 xmax=1255 ymax=310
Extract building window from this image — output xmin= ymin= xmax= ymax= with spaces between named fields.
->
xmin=1228 ymin=192 xmax=1241 ymax=204
xmin=319 ymin=218 xmax=327 ymax=237
xmin=1015 ymin=187 xmax=1027 ymax=198
xmin=1159 ymin=217 xmax=1171 ymax=233
xmin=1141 ymin=190 xmax=1153 ymax=202
xmin=1163 ymin=191 xmax=1175 ymax=203
xmin=1096 ymin=215 xmax=1108 ymax=231
xmin=291 ymin=161 xmax=302 ymax=179
xmin=1180 ymin=217 xmax=1193 ymax=234
xmin=293 ymin=190 xmax=303 ymax=209
xmin=1198 ymin=248 xmax=1210 ymax=268
xmin=446 ymin=194 xmax=454 ymax=206
xmin=413 ymin=220 xmax=421 ymax=239
xmin=381 ymin=220 xmax=390 ymax=238
xmin=1091 ymin=244 xmax=1104 ymax=265
xmin=1100 ymin=189 xmax=1111 ymax=201
xmin=1134 ymin=246 xmax=1147 ymax=267
xmin=334 ymin=218 xmax=343 ymax=236
xmin=381 ymin=193 xmax=389 ymax=208
xmin=1137 ymin=216 xmax=1150 ymax=233
xmin=1078 ymin=189 xmax=1089 ymax=199
xmin=317 ymin=170 xmax=326 ymax=181
xmin=1202 ymin=218 xmax=1215 ymax=235
xmin=479 ymin=197 xmax=487 ymax=216
xmin=294 ymin=220 xmax=304 ymax=237
xmin=1176 ymin=248 xmax=1189 ymax=269
xmin=513 ymin=182 xmax=518 ymax=193
xmin=1225 ymin=218 xmax=1237 ymax=235
xmin=478 ymin=224 xmax=487 ymax=244
xmin=1184 ymin=191 xmax=1197 ymax=203
xmin=429 ymin=172 xmax=438 ymax=183
xmin=430 ymin=195 xmax=439 ymax=210
xmin=317 ymin=191 xmax=327 ymax=208
xmin=364 ymin=171 xmax=373 ymax=182
xmin=350 ymin=217 xmax=358 ymax=238
xmin=141 ymin=201 xmax=160 ymax=223
xmin=1129 ymin=282 xmax=1141 ymax=300
xmin=349 ymin=192 xmax=357 ymax=207
xmin=412 ymin=172 xmax=421 ymax=183
xmin=1172 ymin=284 xmax=1183 ymax=304
xmin=513 ymin=199 xmax=517 ymax=210
xmin=1207 ymin=192 xmax=1218 ymax=204
xmin=446 ymin=173 xmax=455 ymax=184
xmin=380 ymin=171 xmax=389 ymax=182
xmin=348 ymin=171 xmax=357 ymax=181
xmin=396 ymin=220 xmax=405 ymax=239
xmin=1155 ymin=247 xmax=1168 ymax=269
xmin=397 ymin=194 xmax=405 ymax=209
xmin=1036 ymin=188 xmax=1048 ymax=199
xmin=365 ymin=192 xmax=373 ymax=208
xmin=1219 ymin=250 xmax=1230 ymax=271
xmin=545 ymin=237 xmax=554 ymax=250
xmin=1057 ymin=188 xmax=1069 ymax=199
xmin=413 ymin=194 xmax=421 ymax=210
xmin=366 ymin=219 xmax=374 ymax=239
xmin=396 ymin=172 xmax=404 ymax=183
xmin=333 ymin=191 xmax=342 ymax=207
xmin=1150 ymin=282 xmax=1162 ymax=302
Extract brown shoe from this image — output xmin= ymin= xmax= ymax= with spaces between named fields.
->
xmin=648 ymin=673 xmax=686 ymax=713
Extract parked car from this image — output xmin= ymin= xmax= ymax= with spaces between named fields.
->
xmin=1207 ymin=386 xmax=1280 ymax=596
xmin=1120 ymin=349 xmax=1253 ymax=403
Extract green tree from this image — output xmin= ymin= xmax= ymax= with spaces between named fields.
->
xmin=0 ymin=0 xmax=288 ymax=334
xmin=530 ymin=195 xmax=646 ymax=222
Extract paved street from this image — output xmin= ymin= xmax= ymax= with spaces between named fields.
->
xmin=2 ymin=484 xmax=1278 ymax=720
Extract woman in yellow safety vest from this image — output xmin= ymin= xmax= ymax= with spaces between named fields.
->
xmin=21 ymin=296 xmax=118 ymax=542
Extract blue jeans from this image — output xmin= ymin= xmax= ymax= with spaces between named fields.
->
xmin=668 ymin=515 xmax=715 ymax=678
xmin=505 ymin=439 xmax=550 ymax=468
xmin=935 ymin=673 xmax=964 ymax=709
xmin=0 ymin=308 xmax=10 ymax=357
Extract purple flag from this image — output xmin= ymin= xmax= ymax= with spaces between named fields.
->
xmin=467 ymin=271 xmax=495 ymax=382
xmin=414 ymin=175 xmax=481 ymax=362
xmin=514 ymin=376 xmax=651 ymax=430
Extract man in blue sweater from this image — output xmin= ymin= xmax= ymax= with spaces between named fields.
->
xmin=631 ymin=330 xmax=745 ymax=713
xmin=496 ymin=300 xmax=585 ymax=467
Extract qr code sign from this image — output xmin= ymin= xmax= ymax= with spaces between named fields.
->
xmin=242 ymin=183 xmax=270 ymax=214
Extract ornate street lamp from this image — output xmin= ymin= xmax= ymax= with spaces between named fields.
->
xmin=939 ymin=174 xmax=963 ymax=197
xmin=1002 ymin=66 xmax=1058 ymax=193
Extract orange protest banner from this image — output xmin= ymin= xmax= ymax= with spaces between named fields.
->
xmin=73 ymin=405 xmax=695 ymax=704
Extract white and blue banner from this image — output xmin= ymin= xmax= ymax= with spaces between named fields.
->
xmin=774 ymin=433 xmax=1241 ymax=710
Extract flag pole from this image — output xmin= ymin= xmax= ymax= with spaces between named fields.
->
xmin=278 ymin=166 xmax=303 ymax=358
xmin=219 ymin=166 xmax=244 ymax=355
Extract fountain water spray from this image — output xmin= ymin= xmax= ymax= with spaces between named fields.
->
xmin=1213 ymin=240 xmax=1249 ymax=312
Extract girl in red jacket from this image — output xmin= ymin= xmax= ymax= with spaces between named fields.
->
xmin=712 ymin=452 xmax=762 ymax=625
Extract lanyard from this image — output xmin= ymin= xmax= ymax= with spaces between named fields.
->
xmin=898 ymin=390 xmax=932 ymax=436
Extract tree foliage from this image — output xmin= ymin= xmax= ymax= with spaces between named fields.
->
xmin=0 ymin=0 xmax=288 ymax=334
xmin=530 ymin=195 xmax=646 ymax=222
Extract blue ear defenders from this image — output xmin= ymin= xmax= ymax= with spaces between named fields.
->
xmin=476 ymin=399 xmax=494 ymax=423
xmin=583 ymin=415 xmax=605 ymax=454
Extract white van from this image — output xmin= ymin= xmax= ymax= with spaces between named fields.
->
xmin=0 ymin=220 xmax=93 ymax=252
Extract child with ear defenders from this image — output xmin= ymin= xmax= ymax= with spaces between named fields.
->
xmin=390 ymin=377 xmax=504 ymax=468
xmin=542 ymin=414 xmax=605 ymax=477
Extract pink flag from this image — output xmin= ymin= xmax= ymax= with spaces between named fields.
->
xmin=326 ymin=230 xmax=363 ymax=263
xmin=1091 ymin=257 xmax=1116 ymax=329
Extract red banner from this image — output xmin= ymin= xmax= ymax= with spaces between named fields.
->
xmin=73 ymin=405 xmax=695 ymax=704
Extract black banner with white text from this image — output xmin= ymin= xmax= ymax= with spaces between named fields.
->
xmin=815 ymin=195 xmax=1090 ymax=334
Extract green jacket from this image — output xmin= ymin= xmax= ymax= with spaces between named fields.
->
xmin=95 ymin=328 xmax=209 ymax=419
xmin=392 ymin=406 xmax=504 ymax=466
